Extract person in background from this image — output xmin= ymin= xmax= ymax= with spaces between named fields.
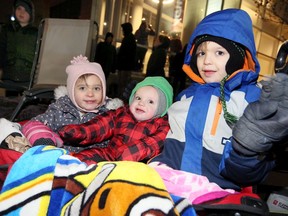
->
xmin=117 ymin=22 xmax=137 ymax=99
xmin=94 ymin=32 xmax=117 ymax=80
xmin=148 ymin=9 xmax=287 ymax=204
xmin=21 ymin=55 xmax=123 ymax=153
xmin=0 ymin=0 xmax=38 ymax=96
xmin=146 ymin=34 xmax=170 ymax=78
xmin=134 ymin=20 xmax=155 ymax=72
xmin=169 ymin=39 xmax=188 ymax=98
xmin=58 ymin=76 xmax=173 ymax=165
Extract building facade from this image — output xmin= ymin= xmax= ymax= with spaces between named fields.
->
xmin=91 ymin=0 xmax=288 ymax=79
xmin=1 ymin=0 xmax=287 ymax=78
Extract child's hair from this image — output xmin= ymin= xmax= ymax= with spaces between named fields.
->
xmin=77 ymin=74 xmax=95 ymax=85
xmin=65 ymin=55 xmax=106 ymax=112
xmin=129 ymin=76 xmax=173 ymax=117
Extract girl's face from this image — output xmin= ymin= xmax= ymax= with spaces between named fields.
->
xmin=196 ymin=41 xmax=230 ymax=83
xmin=129 ymin=86 xmax=159 ymax=121
xmin=74 ymin=75 xmax=103 ymax=111
xmin=15 ymin=6 xmax=30 ymax=26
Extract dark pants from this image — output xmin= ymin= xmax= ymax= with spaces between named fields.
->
xmin=135 ymin=46 xmax=147 ymax=71
xmin=118 ymin=70 xmax=132 ymax=100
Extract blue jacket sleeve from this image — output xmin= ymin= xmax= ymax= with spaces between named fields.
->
xmin=220 ymin=139 xmax=276 ymax=186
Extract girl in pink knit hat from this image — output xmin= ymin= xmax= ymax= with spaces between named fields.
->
xmin=21 ymin=55 xmax=123 ymax=152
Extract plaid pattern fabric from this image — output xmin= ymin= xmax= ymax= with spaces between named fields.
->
xmin=59 ymin=106 xmax=169 ymax=163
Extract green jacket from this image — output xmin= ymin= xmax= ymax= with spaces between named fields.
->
xmin=0 ymin=21 xmax=38 ymax=84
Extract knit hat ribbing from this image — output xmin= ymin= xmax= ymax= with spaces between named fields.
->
xmin=129 ymin=76 xmax=173 ymax=117
xmin=66 ymin=55 xmax=106 ymax=113
xmin=154 ymin=88 xmax=167 ymax=117
xmin=190 ymin=35 xmax=245 ymax=76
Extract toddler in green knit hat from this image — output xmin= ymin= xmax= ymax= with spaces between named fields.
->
xmin=59 ymin=76 xmax=173 ymax=164
xmin=129 ymin=76 xmax=173 ymax=119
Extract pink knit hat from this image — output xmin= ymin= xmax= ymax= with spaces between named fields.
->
xmin=66 ymin=55 xmax=106 ymax=112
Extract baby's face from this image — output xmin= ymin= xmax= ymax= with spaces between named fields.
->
xmin=129 ymin=86 xmax=159 ymax=121
xmin=196 ymin=41 xmax=229 ymax=83
xmin=74 ymin=75 xmax=103 ymax=111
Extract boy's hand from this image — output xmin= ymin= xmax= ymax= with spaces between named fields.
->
xmin=232 ymin=73 xmax=288 ymax=155
xmin=58 ymin=124 xmax=86 ymax=143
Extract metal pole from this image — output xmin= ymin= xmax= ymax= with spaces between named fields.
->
xmin=155 ymin=0 xmax=163 ymax=37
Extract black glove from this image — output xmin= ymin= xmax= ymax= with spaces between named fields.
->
xmin=232 ymin=73 xmax=288 ymax=156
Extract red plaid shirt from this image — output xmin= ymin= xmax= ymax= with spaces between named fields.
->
xmin=59 ymin=105 xmax=170 ymax=163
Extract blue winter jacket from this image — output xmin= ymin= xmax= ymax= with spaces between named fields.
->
xmin=151 ymin=9 xmax=275 ymax=190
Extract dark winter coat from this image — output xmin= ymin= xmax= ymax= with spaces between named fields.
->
xmin=117 ymin=23 xmax=137 ymax=71
xmin=0 ymin=21 xmax=38 ymax=84
xmin=146 ymin=43 xmax=169 ymax=77
xmin=94 ymin=41 xmax=117 ymax=78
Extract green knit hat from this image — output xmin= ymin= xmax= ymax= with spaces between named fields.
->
xmin=129 ymin=76 xmax=173 ymax=117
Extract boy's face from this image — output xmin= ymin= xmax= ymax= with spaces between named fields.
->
xmin=196 ymin=41 xmax=230 ymax=83
xmin=129 ymin=86 xmax=159 ymax=121
xmin=15 ymin=5 xmax=30 ymax=26
xmin=74 ymin=74 xmax=103 ymax=111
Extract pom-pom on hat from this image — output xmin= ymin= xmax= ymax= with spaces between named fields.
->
xmin=66 ymin=55 xmax=106 ymax=113
xmin=190 ymin=35 xmax=245 ymax=76
xmin=129 ymin=76 xmax=173 ymax=117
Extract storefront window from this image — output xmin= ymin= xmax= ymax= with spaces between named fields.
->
xmin=142 ymin=0 xmax=185 ymax=38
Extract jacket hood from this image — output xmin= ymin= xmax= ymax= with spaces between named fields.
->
xmin=14 ymin=0 xmax=35 ymax=24
xmin=183 ymin=9 xmax=260 ymax=84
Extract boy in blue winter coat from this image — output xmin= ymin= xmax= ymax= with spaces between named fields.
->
xmin=149 ymin=8 xmax=288 ymax=204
